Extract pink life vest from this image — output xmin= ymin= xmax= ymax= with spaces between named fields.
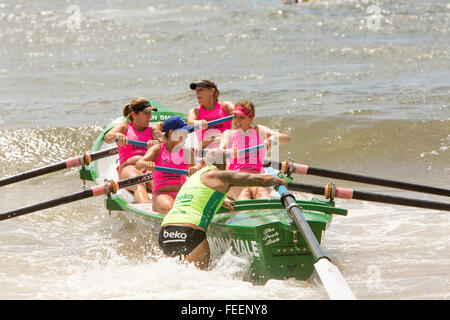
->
xmin=228 ymin=127 xmax=265 ymax=174
xmin=118 ymin=123 xmax=152 ymax=166
xmin=152 ymin=144 xmax=189 ymax=193
xmin=195 ymin=102 xmax=231 ymax=147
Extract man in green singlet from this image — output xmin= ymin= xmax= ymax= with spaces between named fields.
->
xmin=158 ymin=149 xmax=287 ymax=269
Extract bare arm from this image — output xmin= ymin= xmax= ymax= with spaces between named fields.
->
xmin=219 ymin=171 xmax=286 ymax=187
xmin=187 ymin=107 xmax=208 ymax=130
xmin=151 ymin=126 xmax=163 ymax=143
xmin=187 ymin=107 xmax=199 ymax=126
xmin=219 ymin=129 xmax=234 ymax=150
xmin=135 ymin=144 xmax=161 ymax=171
xmin=104 ymin=122 xmax=128 ymax=145
xmin=221 ymin=101 xmax=235 ymax=115
xmin=256 ymin=124 xmax=290 ymax=147
xmin=201 ymin=170 xmax=286 ymax=194
xmin=185 ymin=148 xmax=204 ymax=175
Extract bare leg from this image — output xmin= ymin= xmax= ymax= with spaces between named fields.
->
xmin=227 ymin=186 xmax=245 ymax=201
xmin=152 ymin=193 xmax=175 ymax=215
xmin=119 ymin=165 xmax=150 ymax=203
xmin=184 ymin=239 xmax=210 ymax=270
xmin=237 ymin=187 xmax=252 ymax=200
xmin=252 ymin=186 xmax=272 ymax=199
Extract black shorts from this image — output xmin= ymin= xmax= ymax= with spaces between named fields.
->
xmin=158 ymin=225 xmax=206 ymax=258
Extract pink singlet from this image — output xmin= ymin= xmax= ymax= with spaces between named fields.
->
xmin=228 ymin=127 xmax=265 ymax=174
xmin=118 ymin=123 xmax=153 ymax=166
xmin=195 ymin=102 xmax=231 ymax=146
xmin=152 ymin=144 xmax=189 ymax=194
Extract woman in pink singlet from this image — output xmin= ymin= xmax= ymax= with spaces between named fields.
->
xmin=187 ymin=79 xmax=235 ymax=149
xmin=220 ymin=99 xmax=290 ymax=201
xmin=136 ymin=116 xmax=203 ymax=214
xmin=104 ymin=97 xmax=163 ymax=203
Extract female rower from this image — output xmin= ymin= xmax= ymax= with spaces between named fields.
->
xmin=219 ymin=99 xmax=290 ymax=200
xmin=104 ymin=97 xmax=162 ymax=203
xmin=187 ymin=79 xmax=235 ymax=149
xmin=136 ymin=116 xmax=203 ymax=214
xmin=158 ymin=149 xmax=287 ymax=269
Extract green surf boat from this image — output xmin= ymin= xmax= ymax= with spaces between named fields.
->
xmin=79 ymin=101 xmax=348 ymax=285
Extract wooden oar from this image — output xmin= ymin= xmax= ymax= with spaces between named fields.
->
xmin=286 ymin=181 xmax=450 ymax=211
xmin=0 ymin=172 xmax=153 ymax=221
xmin=266 ymin=167 xmax=356 ymax=300
xmin=0 ymin=147 xmax=119 ymax=187
xmin=264 ymin=160 xmax=450 ymax=197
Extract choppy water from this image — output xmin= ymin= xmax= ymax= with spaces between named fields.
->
xmin=0 ymin=0 xmax=449 ymax=300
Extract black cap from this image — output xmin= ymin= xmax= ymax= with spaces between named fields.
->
xmin=189 ymin=80 xmax=216 ymax=90
xmin=129 ymin=98 xmax=158 ymax=113
xmin=135 ymin=101 xmax=158 ymax=113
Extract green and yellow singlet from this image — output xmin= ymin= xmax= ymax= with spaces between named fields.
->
xmin=161 ymin=165 xmax=227 ymax=230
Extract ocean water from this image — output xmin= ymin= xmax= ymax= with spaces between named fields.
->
xmin=0 ymin=0 xmax=449 ymax=300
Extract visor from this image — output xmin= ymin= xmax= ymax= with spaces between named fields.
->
xmin=231 ymin=105 xmax=254 ymax=118
xmin=190 ymin=81 xmax=216 ymax=90
xmin=137 ymin=101 xmax=158 ymax=113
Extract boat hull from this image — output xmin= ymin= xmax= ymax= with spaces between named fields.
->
xmin=105 ymin=196 xmax=340 ymax=284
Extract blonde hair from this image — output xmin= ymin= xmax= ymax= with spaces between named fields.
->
xmin=202 ymin=79 xmax=220 ymax=102
xmin=234 ymin=99 xmax=255 ymax=117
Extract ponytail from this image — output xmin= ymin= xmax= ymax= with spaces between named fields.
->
xmin=123 ymin=103 xmax=132 ymax=121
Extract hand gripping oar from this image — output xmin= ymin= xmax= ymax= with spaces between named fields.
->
xmin=264 ymin=160 xmax=450 ymax=197
xmin=0 ymin=172 xmax=153 ymax=221
xmin=114 ymin=139 xmax=148 ymax=148
xmin=199 ymin=143 xmax=266 ymax=158
xmin=188 ymin=115 xmax=234 ymax=133
xmin=152 ymin=143 xmax=265 ymax=175
xmin=266 ymin=167 xmax=356 ymax=300
xmin=0 ymin=147 xmax=119 ymax=187
xmin=286 ymin=181 xmax=450 ymax=212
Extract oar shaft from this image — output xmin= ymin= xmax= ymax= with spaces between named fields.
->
xmin=199 ymin=144 xmax=266 ymax=158
xmin=270 ymin=174 xmax=327 ymax=261
xmin=287 ymin=182 xmax=450 ymax=212
xmin=0 ymin=162 xmax=67 ymax=187
xmin=154 ymin=166 xmax=188 ymax=175
xmin=0 ymin=172 xmax=154 ymax=221
xmin=266 ymin=167 xmax=356 ymax=300
xmin=189 ymin=115 xmax=234 ymax=132
xmin=264 ymin=160 xmax=450 ymax=197
xmin=279 ymin=187 xmax=326 ymax=261
xmin=206 ymin=115 xmax=234 ymax=127
xmin=0 ymin=147 xmax=119 ymax=187
xmin=0 ymin=189 xmax=93 ymax=221
xmin=351 ymin=190 xmax=450 ymax=211
xmin=237 ymin=144 xmax=265 ymax=156
xmin=90 ymin=147 xmax=119 ymax=161
xmin=114 ymin=139 xmax=147 ymax=148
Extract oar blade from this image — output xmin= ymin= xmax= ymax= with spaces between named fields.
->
xmin=314 ymin=258 xmax=356 ymax=300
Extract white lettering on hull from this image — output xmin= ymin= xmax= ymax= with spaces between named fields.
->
xmin=209 ymin=236 xmax=260 ymax=258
